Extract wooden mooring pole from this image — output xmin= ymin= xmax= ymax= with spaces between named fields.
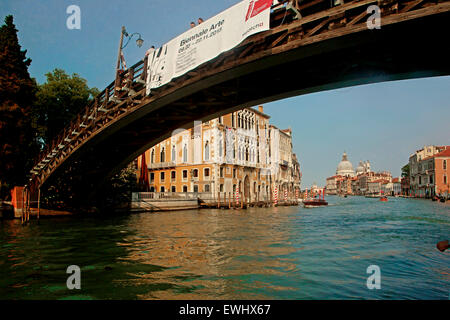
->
xmin=37 ymin=188 xmax=41 ymax=220
xmin=21 ymin=188 xmax=24 ymax=224
xmin=241 ymin=192 xmax=243 ymax=209
xmin=217 ymin=192 xmax=220 ymax=209
xmin=27 ymin=188 xmax=30 ymax=221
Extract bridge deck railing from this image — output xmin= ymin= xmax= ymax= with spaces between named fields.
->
xmin=31 ymin=0 xmax=309 ymax=175
xmin=29 ymin=0 xmax=450 ymax=186
xmin=32 ymin=58 xmax=146 ymax=177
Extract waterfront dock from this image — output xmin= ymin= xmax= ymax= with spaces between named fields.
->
xmin=131 ymin=192 xmax=300 ymax=213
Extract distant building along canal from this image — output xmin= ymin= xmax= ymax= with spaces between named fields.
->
xmin=326 ymin=152 xmax=395 ymax=196
xmin=409 ymin=145 xmax=450 ymax=198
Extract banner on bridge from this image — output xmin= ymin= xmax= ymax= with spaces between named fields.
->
xmin=145 ymin=0 xmax=272 ymax=95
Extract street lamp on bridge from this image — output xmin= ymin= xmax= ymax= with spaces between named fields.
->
xmin=114 ymin=26 xmax=144 ymax=97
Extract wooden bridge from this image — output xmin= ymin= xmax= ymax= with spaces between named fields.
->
xmin=26 ymin=0 xmax=450 ymax=210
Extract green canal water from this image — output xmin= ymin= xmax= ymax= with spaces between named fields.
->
xmin=0 ymin=196 xmax=449 ymax=299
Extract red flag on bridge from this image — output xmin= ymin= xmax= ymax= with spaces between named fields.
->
xmin=139 ymin=153 xmax=150 ymax=191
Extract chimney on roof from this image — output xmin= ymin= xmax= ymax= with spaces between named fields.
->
xmin=258 ymin=105 xmax=263 ymax=113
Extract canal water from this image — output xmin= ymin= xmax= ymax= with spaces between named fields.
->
xmin=1 ymin=196 xmax=449 ymax=300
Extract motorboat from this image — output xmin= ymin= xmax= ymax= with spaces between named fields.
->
xmin=303 ymin=198 xmax=328 ymax=208
xmin=303 ymin=190 xmax=328 ymax=208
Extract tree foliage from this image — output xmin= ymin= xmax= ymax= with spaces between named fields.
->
xmin=401 ymin=163 xmax=410 ymax=178
xmin=0 ymin=15 xmax=39 ymax=197
xmin=102 ymin=162 xmax=138 ymax=210
xmin=33 ymin=69 xmax=99 ymax=145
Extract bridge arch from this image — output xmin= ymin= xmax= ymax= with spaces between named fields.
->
xmin=28 ymin=0 xmax=450 ymax=209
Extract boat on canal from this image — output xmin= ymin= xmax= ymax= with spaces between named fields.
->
xmin=303 ymin=190 xmax=328 ymax=208
xmin=303 ymin=198 xmax=328 ymax=208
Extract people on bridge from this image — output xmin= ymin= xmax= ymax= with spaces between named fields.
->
xmin=198 ymin=17 xmax=204 ymax=24
xmin=190 ymin=21 xmax=196 ymax=28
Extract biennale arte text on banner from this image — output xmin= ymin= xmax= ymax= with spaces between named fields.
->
xmin=145 ymin=0 xmax=272 ymax=95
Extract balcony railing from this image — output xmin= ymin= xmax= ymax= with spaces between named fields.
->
xmin=148 ymin=162 xmax=176 ymax=169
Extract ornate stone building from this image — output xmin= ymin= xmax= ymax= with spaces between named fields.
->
xmin=326 ymin=152 xmax=391 ymax=195
xmin=336 ymin=152 xmax=355 ymax=177
xmin=136 ymin=106 xmax=301 ymax=202
xmin=326 ymin=152 xmax=355 ymax=194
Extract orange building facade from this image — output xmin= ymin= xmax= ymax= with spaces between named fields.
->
xmin=136 ymin=106 xmax=301 ymax=202
xmin=434 ymin=149 xmax=450 ymax=196
xmin=413 ymin=147 xmax=450 ymax=197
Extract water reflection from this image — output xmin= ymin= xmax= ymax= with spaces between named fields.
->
xmin=0 ymin=197 xmax=449 ymax=299
xmin=120 ymin=207 xmax=300 ymax=299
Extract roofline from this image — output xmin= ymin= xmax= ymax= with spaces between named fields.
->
xmin=250 ymin=107 xmax=270 ymax=119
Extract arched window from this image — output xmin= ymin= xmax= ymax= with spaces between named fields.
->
xmin=219 ymin=138 xmax=223 ymax=157
xmin=183 ymin=144 xmax=187 ymax=163
xmin=245 ymin=147 xmax=249 ymax=161
xmin=204 ymin=141 xmax=209 ymax=161
xmin=160 ymin=147 xmax=165 ymax=162
xmin=151 ymin=149 xmax=155 ymax=163
xmin=171 ymin=145 xmax=176 ymax=162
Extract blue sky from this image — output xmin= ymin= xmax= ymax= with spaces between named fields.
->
xmin=2 ymin=0 xmax=449 ymax=187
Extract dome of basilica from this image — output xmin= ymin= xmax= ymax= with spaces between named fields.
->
xmin=336 ymin=152 xmax=355 ymax=177
xmin=356 ymin=161 xmax=365 ymax=174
